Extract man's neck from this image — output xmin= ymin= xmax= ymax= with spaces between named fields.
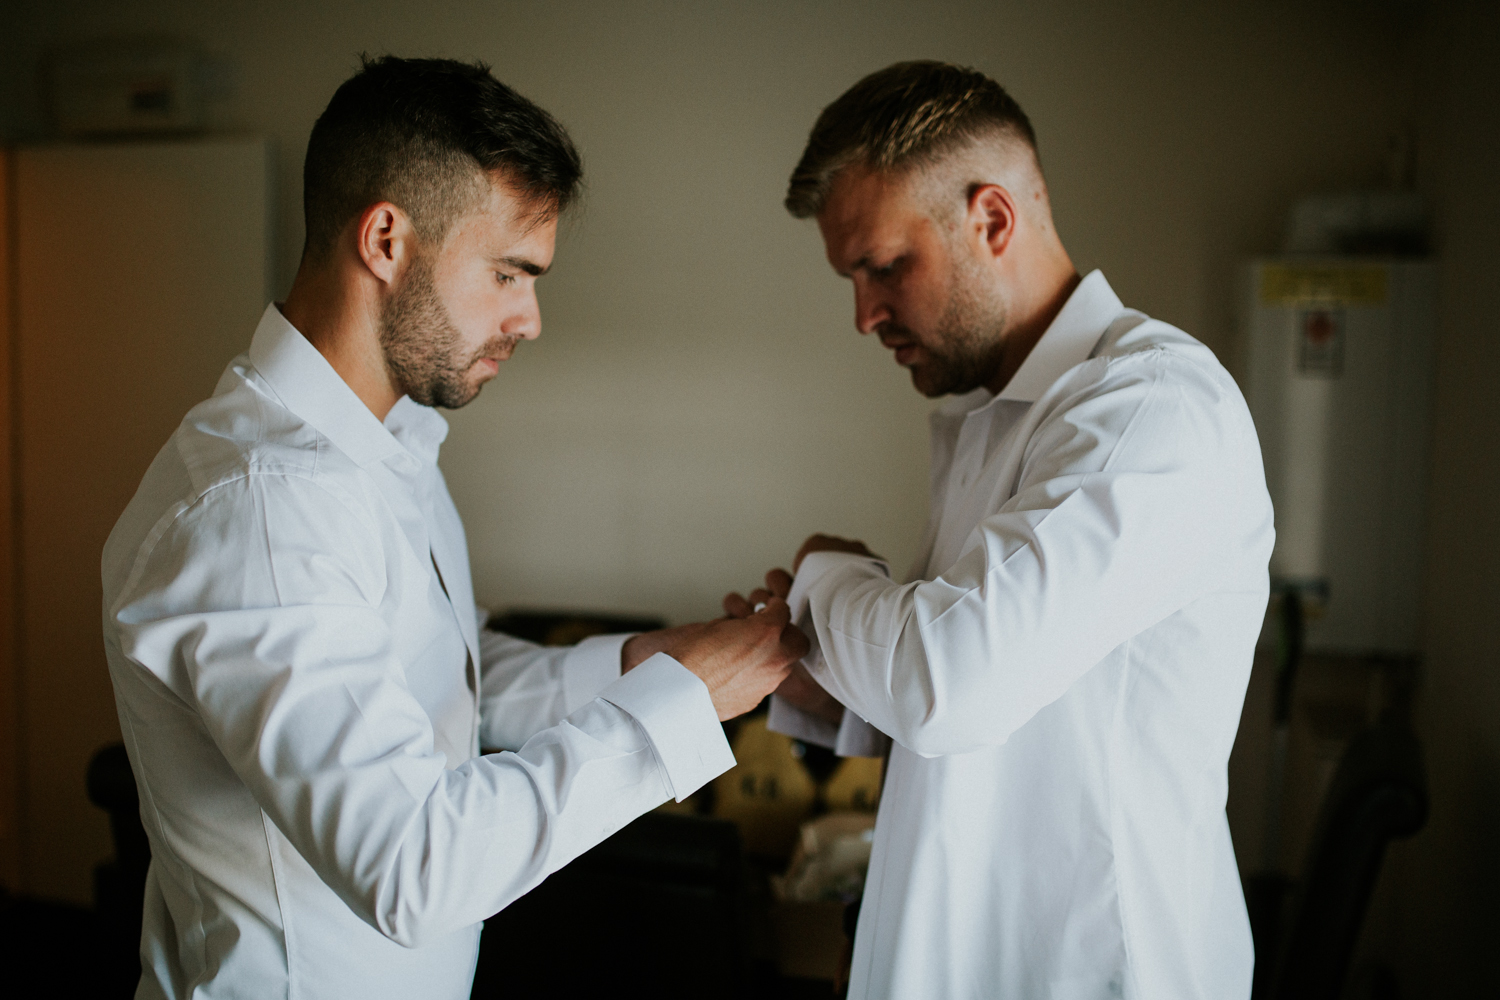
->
xmin=984 ymin=259 xmax=1082 ymax=396
xmin=282 ymin=261 xmax=402 ymax=421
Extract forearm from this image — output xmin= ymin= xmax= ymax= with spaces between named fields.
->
xmin=477 ymin=629 xmax=627 ymax=750
xmin=250 ymin=654 xmax=729 ymax=948
xmin=373 ymin=682 xmax=677 ymax=945
xmin=797 ymin=479 xmax=1227 ymax=756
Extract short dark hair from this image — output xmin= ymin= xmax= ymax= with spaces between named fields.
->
xmin=302 ymin=55 xmax=583 ymax=261
xmin=785 ymin=61 xmax=1037 ymax=219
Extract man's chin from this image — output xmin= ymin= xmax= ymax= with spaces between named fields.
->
xmin=909 ymin=366 xmax=948 ymax=399
xmin=910 ymin=366 xmax=981 ymax=400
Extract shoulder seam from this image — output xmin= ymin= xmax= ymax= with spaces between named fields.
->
xmin=108 ymin=465 xmax=379 ymax=621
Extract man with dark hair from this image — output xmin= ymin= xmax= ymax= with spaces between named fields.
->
xmin=732 ymin=61 xmax=1274 ymax=998
xmin=102 ymin=56 xmax=804 ymax=1000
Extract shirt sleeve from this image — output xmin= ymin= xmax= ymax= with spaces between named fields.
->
xmin=111 ymin=473 xmax=733 ymax=949
xmin=475 ymin=621 xmax=628 ymax=751
xmin=766 ymin=693 xmax=891 ymax=758
xmin=794 ymin=350 xmax=1271 ymax=757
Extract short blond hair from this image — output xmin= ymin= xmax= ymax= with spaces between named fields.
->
xmin=785 ymin=61 xmax=1037 ymax=219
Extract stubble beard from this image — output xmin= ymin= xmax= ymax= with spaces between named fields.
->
xmin=379 ymin=252 xmax=520 ymax=410
xmin=904 ymin=263 xmax=1009 ymax=398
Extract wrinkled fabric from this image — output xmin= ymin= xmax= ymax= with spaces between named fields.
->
xmin=103 ymin=304 xmax=734 ymax=1000
xmin=773 ymin=272 xmax=1273 ymax=999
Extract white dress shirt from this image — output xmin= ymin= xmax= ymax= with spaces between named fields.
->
xmin=772 ymin=272 xmax=1274 ymax=999
xmin=102 ymin=304 xmax=735 ymax=1000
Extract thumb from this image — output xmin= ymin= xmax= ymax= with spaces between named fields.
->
xmin=753 ymin=596 xmax=792 ymax=628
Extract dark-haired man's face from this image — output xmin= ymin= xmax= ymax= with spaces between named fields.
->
xmin=816 ymin=166 xmax=1008 ymax=398
xmin=380 ymin=172 xmax=555 ymax=409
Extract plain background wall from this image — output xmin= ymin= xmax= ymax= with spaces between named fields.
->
xmin=0 ymin=0 xmax=1416 ymax=625
xmin=5 ymin=0 xmax=1495 ymax=992
xmin=1380 ymin=0 xmax=1500 ymax=993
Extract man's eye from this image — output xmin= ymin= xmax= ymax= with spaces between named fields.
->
xmin=496 ymin=273 xmax=517 ymax=286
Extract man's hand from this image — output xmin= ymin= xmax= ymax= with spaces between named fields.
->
xmin=775 ymin=659 xmax=846 ymax=727
xmin=725 ymin=569 xmax=845 ymax=727
xmin=794 ymin=534 xmax=880 ymax=573
xmin=722 ymin=568 xmax=793 ymax=619
xmin=621 ymin=622 xmax=711 ymax=673
xmin=664 ymin=599 xmax=808 ymax=721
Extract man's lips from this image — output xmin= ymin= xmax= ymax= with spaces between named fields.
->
xmin=883 ymin=341 xmax=919 ymax=366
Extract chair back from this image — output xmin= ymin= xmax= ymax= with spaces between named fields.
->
xmin=1264 ymin=723 xmax=1427 ymax=1000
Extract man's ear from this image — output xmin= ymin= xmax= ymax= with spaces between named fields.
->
xmin=355 ymin=202 xmax=414 ymax=286
xmin=968 ymin=184 xmax=1018 ymax=262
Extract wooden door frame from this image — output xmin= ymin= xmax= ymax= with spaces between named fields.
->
xmin=0 ymin=146 xmax=21 ymax=892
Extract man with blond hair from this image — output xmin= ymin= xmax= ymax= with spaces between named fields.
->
xmin=735 ymin=62 xmax=1275 ymax=998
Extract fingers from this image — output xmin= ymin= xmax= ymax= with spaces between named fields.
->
xmin=794 ymin=533 xmax=878 ymax=572
xmin=722 ymin=591 xmax=754 ymax=619
xmin=765 ymin=568 xmax=793 ymax=600
xmin=750 ymin=595 xmax=791 ymax=628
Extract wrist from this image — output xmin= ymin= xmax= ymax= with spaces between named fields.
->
xmin=620 ymin=634 xmax=645 ymax=673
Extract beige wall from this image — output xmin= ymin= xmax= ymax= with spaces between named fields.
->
xmin=3 ymin=0 xmax=1411 ymax=628
xmin=2 ymin=0 xmax=1436 ymax=943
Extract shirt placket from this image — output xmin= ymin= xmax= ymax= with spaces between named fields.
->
xmin=932 ymin=413 xmax=993 ymax=572
xmin=381 ymin=454 xmax=480 ymax=762
xmin=411 ymin=463 xmax=481 ymax=756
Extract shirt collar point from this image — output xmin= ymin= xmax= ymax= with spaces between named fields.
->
xmin=250 ymin=304 xmax=411 ymax=470
xmin=995 ymin=270 xmax=1123 ymax=404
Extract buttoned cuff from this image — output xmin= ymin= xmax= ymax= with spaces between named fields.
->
xmin=599 ymin=653 xmax=735 ymax=802
xmin=561 ymin=633 xmax=629 ymax=716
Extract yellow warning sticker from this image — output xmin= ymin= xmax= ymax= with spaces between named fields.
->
xmin=1259 ymin=264 xmax=1389 ymax=306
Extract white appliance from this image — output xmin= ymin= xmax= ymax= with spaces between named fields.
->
xmin=1240 ymin=258 xmax=1437 ymax=655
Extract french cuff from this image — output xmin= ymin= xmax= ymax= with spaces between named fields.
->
xmin=767 ymin=695 xmax=891 ymax=758
xmin=767 ymin=692 xmax=840 ymax=749
xmin=561 ymin=633 xmax=630 ymax=716
xmin=788 ymin=550 xmax=891 ymax=620
xmin=600 ymin=653 xmax=735 ymax=802
xmin=834 ymin=712 xmax=892 ymax=758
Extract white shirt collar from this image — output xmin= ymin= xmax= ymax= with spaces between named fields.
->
xmin=931 ymin=270 xmax=1125 ymax=423
xmin=385 ymin=396 xmax=450 ymax=468
xmin=997 ymin=269 xmax=1124 ymax=403
xmin=248 ymin=303 xmax=448 ymax=469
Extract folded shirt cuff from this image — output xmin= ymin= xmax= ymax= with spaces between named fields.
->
xmin=834 ymin=711 xmax=892 ymax=758
xmin=599 ymin=653 xmax=735 ymax=801
xmin=767 ymin=692 xmax=891 ymax=758
xmin=788 ymin=551 xmax=890 ymax=619
xmin=767 ymin=693 xmax=841 ymax=749
xmin=562 ymin=633 xmax=629 ymax=716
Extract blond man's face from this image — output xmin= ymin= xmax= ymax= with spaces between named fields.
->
xmin=816 ymin=166 xmax=1007 ymax=397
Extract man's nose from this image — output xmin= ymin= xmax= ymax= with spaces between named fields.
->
xmin=504 ymin=288 xmax=542 ymax=340
xmin=853 ymin=283 xmax=890 ymax=336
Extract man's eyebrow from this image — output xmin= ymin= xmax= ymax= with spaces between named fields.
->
xmin=493 ymin=254 xmax=548 ymax=276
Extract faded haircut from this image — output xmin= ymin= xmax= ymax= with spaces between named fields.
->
xmin=785 ymin=61 xmax=1038 ymax=219
xmin=301 ymin=55 xmax=583 ymax=262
